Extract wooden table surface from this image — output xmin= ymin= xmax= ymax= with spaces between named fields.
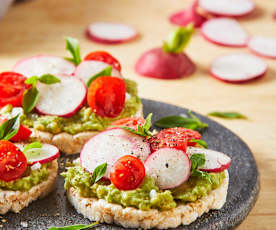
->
xmin=0 ymin=0 xmax=275 ymax=229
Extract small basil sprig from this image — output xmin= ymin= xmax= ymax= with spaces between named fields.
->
xmin=207 ymin=111 xmax=247 ymax=119
xmin=91 ymin=163 xmax=107 ymax=184
xmin=190 ymin=154 xmax=212 ymax=184
xmin=154 ymin=111 xmax=208 ymax=131
xmin=23 ymin=74 xmax=61 ymax=114
xmin=189 ymin=139 xmax=208 ymax=148
xmin=121 ymin=113 xmax=153 ymax=137
xmin=48 ymin=222 xmax=99 ymax=230
xmin=0 ymin=115 xmax=20 ymax=140
xmin=65 ymin=36 xmax=82 ymax=65
xmin=87 ymin=66 xmax=112 ymax=87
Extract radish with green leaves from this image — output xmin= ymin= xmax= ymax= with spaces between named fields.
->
xmin=135 ymin=25 xmax=196 ymax=79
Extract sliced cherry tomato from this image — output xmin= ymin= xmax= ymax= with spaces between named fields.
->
xmin=110 ymin=117 xmax=145 ymax=130
xmin=0 ymin=72 xmax=30 ymax=107
xmin=87 ymin=76 xmax=126 ymax=118
xmin=0 ymin=140 xmax=27 ymax=182
xmin=148 ymin=127 xmax=201 ymax=152
xmin=84 ymin=51 xmax=121 ymax=71
xmin=110 ymin=155 xmax=145 ymax=190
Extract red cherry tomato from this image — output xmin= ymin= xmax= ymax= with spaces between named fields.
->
xmin=110 ymin=117 xmax=145 ymax=130
xmin=0 ymin=140 xmax=27 ymax=182
xmin=87 ymin=76 xmax=126 ymax=118
xmin=110 ymin=155 xmax=145 ymax=190
xmin=0 ymin=72 xmax=30 ymax=107
xmin=84 ymin=51 xmax=121 ymax=71
xmin=148 ymin=127 xmax=201 ymax=152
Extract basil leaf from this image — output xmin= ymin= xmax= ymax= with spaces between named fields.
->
xmin=65 ymin=36 xmax=81 ymax=65
xmin=87 ymin=66 xmax=112 ymax=87
xmin=207 ymin=111 xmax=247 ymax=119
xmin=0 ymin=115 xmax=20 ymax=140
xmin=190 ymin=153 xmax=205 ymax=171
xmin=191 ymin=169 xmax=213 ymax=184
xmin=143 ymin=113 xmax=152 ymax=131
xmin=39 ymin=74 xmax=61 ymax=84
xmin=23 ymin=141 xmax=42 ymax=154
xmin=121 ymin=126 xmax=143 ymax=136
xmin=189 ymin=139 xmax=208 ymax=148
xmin=91 ymin=163 xmax=107 ymax=184
xmin=22 ymin=87 xmax=40 ymax=114
xmin=48 ymin=222 xmax=99 ymax=230
xmin=25 ymin=76 xmax=39 ymax=87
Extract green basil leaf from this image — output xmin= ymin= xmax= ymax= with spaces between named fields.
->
xmin=91 ymin=163 xmax=107 ymax=184
xmin=0 ymin=115 xmax=20 ymax=140
xmin=120 ymin=126 xmax=144 ymax=136
xmin=39 ymin=74 xmax=61 ymax=84
xmin=191 ymin=169 xmax=213 ymax=184
xmin=189 ymin=139 xmax=208 ymax=148
xmin=65 ymin=37 xmax=81 ymax=65
xmin=25 ymin=76 xmax=39 ymax=87
xmin=207 ymin=111 xmax=247 ymax=119
xmin=143 ymin=113 xmax=152 ymax=131
xmin=190 ymin=153 xmax=205 ymax=171
xmin=22 ymin=87 xmax=40 ymax=114
xmin=48 ymin=222 xmax=99 ymax=230
xmin=23 ymin=141 xmax=42 ymax=154
xmin=87 ymin=66 xmax=112 ymax=87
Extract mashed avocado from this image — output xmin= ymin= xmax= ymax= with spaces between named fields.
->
xmin=62 ymin=165 xmax=225 ymax=211
xmin=0 ymin=163 xmax=50 ymax=191
xmin=0 ymin=79 xmax=141 ymax=135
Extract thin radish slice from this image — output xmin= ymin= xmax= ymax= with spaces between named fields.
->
xmin=248 ymin=36 xmax=276 ymax=59
xmin=74 ymin=60 xmax=122 ymax=84
xmin=80 ymin=128 xmax=150 ymax=179
xmin=35 ymin=74 xmax=86 ymax=117
xmin=13 ymin=55 xmax=75 ymax=78
xmin=15 ymin=143 xmax=59 ymax=165
xmin=201 ymin=18 xmax=248 ymax=47
xmin=145 ymin=148 xmax=191 ymax=189
xmin=187 ymin=147 xmax=231 ymax=173
xmin=198 ymin=0 xmax=255 ymax=17
xmin=86 ymin=22 xmax=138 ymax=44
xmin=210 ymin=53 xmax=267 ymax=83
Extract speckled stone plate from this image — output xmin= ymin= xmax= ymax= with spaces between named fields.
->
xmin=2 ymin=99 xmax=259 ymax=230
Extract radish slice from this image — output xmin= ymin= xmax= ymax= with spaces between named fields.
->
xmin=74 ymin=60 xmax=122 ymax=84
xmin=80 ymin=128 xmax=150 ymax=179
xmin=35 ymin=74 xmax=86 ymax=117
xmin=187 ymin=147 xmax=231 ymax=173
xmin=198 ymin=0 xmax=255 ymax=17
xmin=15 ymin=143 xmax=59 ymax=165
xmin=145 ymin=148 xmax=191 ymax=189
xmin=201 ymin=18 xmax=248 ymax=47
xmin=86 ymin=22 xmax=138 ymax=44
xmin=248 ymin=36 xmax=276 ymax=59
xmin=210 ymin=53 xmax=267 ymax=83
xmin=13 ymin=55 xmax=75 ymax=78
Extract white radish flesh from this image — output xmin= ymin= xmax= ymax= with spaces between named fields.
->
xmin=35 ymin=74 xmax=86 ymax=117
xmin=80 ymin=128 xmax=150 ymax=179
xmin=13 ymin=55 xmax=75 ymax=78
xmin=74 ymin=60 xmax=122 ymax=84
xmin=201 ymin=18 xmax=248 ymax=47
xmin=210 ymin=53 xmax=267 ymax=83
xmin=16 ymin=143 xmax=59 ymax=165
xmin=199 ymin=0 xmax=255 ymax=17
xmin=187 ymin=147 xmax=231 ymax=172
xmin=86 ymin=22 xmax=138 ymax=44
xmin=145 ymin=148 xmax=191 ymax=190
xmin=248 ymin=36 xmax=276 ymax=59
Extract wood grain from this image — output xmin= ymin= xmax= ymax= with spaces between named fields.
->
xmin=0 ymin=0 xmax=275 ymax=229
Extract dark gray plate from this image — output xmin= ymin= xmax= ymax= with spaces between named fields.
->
xmin=2 ymin=99 xmax=259 ymax=230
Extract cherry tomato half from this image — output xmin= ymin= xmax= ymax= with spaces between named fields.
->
xmin=110 ymin=155 xmax=145 ymax=190
xmin=110 ymin=117 xmax=145 ymax=130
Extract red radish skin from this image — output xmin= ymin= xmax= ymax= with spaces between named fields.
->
xmin=13 ymin=55 xmax=75 ymax=78
xmin=210 ymin=53 xmax=267 ymax=83
xmin=145 ymin=148 xmax=191 ymax=189
xmin=35 ymin=74 xmax=87 ymax=117
xmin=86 ymin=22 xmax=138 ymax=44
xmin=135 ymin=47 xmax=195 ymax=79
xmin=80 ymin=128 xmax=150 ymax=179
xmin=198 ymin=0 xmax=255 ymax=17
xmin=248 ymin=36 xmax=276 ymax=59
xmin=187 ymin=147 xmax=231 ymax=173
xmin=201 ymin=18 xmax=248 ymax=47
xmin=274 ymin=10 xmax=276 ymax=20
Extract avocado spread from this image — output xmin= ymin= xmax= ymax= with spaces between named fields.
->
xmin=0 ymin=79 xmax=141 ymax=135
xmin=0 ymin=163 xmax=50 ymax=191
xmin=62 ymin=165 xmax=225 ymax=211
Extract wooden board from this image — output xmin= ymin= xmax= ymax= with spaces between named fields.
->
xmin=0 ymin=0 xmax=275 ymax=229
